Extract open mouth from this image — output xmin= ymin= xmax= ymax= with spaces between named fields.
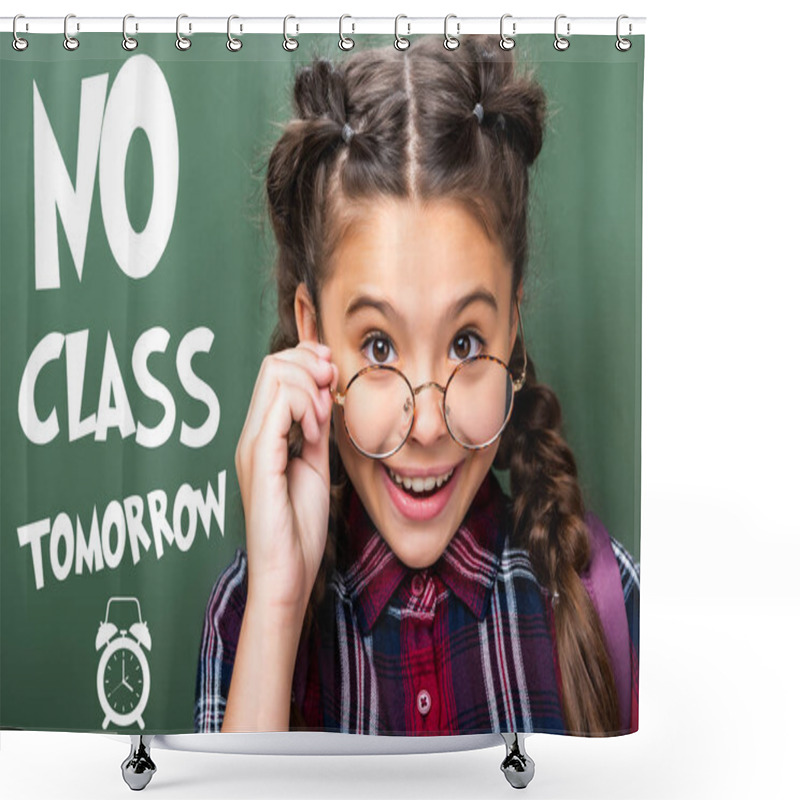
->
xmin=380 ymin=461 xmax=462 ymax=522
xmin=383 ymin=465 xmax=456 ymax=499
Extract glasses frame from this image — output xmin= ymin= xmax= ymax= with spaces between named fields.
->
xmin=330 ymin=300 xmax=528 ymax=460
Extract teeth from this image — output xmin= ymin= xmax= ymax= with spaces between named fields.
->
xmin=388 ymin=467 xmax=454 ymax=493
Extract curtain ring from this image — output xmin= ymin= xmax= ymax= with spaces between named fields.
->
xmin=616 ymin=15 xmax=632 ymax=51
xmin=63 ymin=14 xmax=79 ymax=51
xmin=339 ymin=14 xmax=355 ymax=50
xmin=283 ymin=15 xmax=299 ymax=51
xmin=499 ymin=14 xmax=515 ymax=50
xmin=227 ymin=15 xmax=242 ymax=52
xmin=122 ymin=15 xmax=138 ymax=51
xmin=394 ymin=15 xmax=410 ymax=51
xmin=554 ymin=14 xmax=570 ymax=51
xmin=443 ymin=14 xmax=459 ymax=51
xmin=12 ymin=14 xmax=29 ymax=52
xmin=175 ymin=14 xmax=191 ymax=50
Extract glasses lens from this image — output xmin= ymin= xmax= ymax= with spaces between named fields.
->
xmin=343 ymin=368 xmax=414 ymax=458
xmin=445 ymin=358 xmax=513 ymax=448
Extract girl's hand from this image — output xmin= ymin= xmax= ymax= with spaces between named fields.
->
xmin=234 ymin=341 xmax=339 ymax=621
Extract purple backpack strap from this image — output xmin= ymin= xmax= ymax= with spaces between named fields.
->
xmin=580 ymin=512 xmax=632 ymax=732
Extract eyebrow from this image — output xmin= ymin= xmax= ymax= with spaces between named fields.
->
xmin=344 ymin=288 xmax=498 ymax=321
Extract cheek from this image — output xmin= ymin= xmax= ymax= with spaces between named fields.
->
xmin=332 ymin=410 xmax=372 ymax=486
xmin=332 ymin=408 xmax=352 ymax=464
xmin=461 ymin=445 xmax=499 ymax=495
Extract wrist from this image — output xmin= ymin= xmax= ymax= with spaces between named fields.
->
xmin=245 ymin=584 xmax=309 ymax=631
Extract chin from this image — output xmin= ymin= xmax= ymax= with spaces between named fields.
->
xmin=375 ymin=483 xmax=469 ymax=571
xmin=384 ymin=531 xmax=449 ymax=570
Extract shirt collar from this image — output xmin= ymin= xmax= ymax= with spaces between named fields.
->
xmin=340 ymin=470 xmax=510 ymax=634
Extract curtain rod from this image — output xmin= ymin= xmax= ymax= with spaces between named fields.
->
xmin=0 ymin=16 xmax=646 ymax=37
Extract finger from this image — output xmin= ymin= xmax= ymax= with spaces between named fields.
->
xmin=299 ymin=388 xmax=332 ymax=485
xmin=293 ymin=343 xmax=341 ymax=396
xmin=254 ymin=382 xmax=322 ymax=480
xmin=240 ymin=345 xmax=329 ymax=447
xmin=242 ymin=357 xmax=328 ymax=455
xmin=239 ymin=354 xmax=270 ymax=445
xmin=330 ymin=361 xmax=340 ymax=393
xmin=238 ymin=361 xmax=301 ymax=482
xmin=272 ymin=347 xmax=334 ymax=389
xmin=267 ymin=358 xmax=331 ymax=422
xmin=296 ymin=339 xmax=331 ymax=359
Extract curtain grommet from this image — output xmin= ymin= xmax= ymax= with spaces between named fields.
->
xmin=443 ymin=13 xmax=460 ymax=51
xmin=339 ymin=14 xmax=355 ymax=51
xmin=283 ymin=15 xmax=299 ymax=51
xmin=226 ymin=15 xmax=243 ymax=52
xmin=499 ymin=14 xmax=516 ymax=50
xmin=175 ymin=14 xmax=191 ymax=51
xmin=12 ymin=14 xmax=29 ymax=51
xmin=122 ymin=14 xmax=138 ymax=51
xmin=554 ymin=14 xmax=570 ymax=51
xmin=394 ymin=15 xmax=410 ymax=50
xmin=63 ymin=13 xmax=79 ymax=51
xmin=616 ymin=15 xmax=632 ymax=51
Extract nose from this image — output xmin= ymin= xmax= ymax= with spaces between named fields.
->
xmin=408 ymin=381 xmax=448 ymax=447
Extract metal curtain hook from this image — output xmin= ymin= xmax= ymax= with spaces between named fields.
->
xmin=616 ymin=14 xmax=632 ymax=51
xmin=339 ymin=14 xmax=354 ymax=50
xmin=283 ymin=15 xmax=299 ymax=51
xmin=394 ymin=14 xmax=410 ymax=50
xmin=12 ymin=14 xmax=29 ymax=51
xmin=63 ymin=13 xmax=79 ymax=51
xmin=554 ymin=14 xmax=570 ymax=51
xmin=443 ymin=13 xmax=459 ymax=51
xmin=122 ymin=14 xmax=138 ymax=51
xmin=227 ymin=15 xmax=242 ymax=51
xmin=499 ymin=14 xmax=515 ymax=50
xmin=176 ymin=14 xmax=191 ymax=50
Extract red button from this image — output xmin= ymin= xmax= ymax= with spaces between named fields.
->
xmin=416 ymin=689 xmax=431 ymax=716
xmin=411 ymin=574 xmax=425 ymax=597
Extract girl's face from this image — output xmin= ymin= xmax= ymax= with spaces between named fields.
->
xmin=297 ymin=197 xmax=519 ymax=570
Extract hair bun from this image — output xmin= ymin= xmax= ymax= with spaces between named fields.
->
xmin=294 ymin=57 xmax=348 ymax=123
xmin=464 ymin=35 xmax=546 ymax=166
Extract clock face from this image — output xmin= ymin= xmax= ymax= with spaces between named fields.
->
xmin=103 ymin=646 xmax=145 ymax=715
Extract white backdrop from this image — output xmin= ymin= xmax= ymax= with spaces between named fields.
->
xmin=2 ymin=1 xmax=798 ymax=798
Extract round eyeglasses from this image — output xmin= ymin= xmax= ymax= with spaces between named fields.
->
xmin=329 ymin=312 xmax=527 ymax=460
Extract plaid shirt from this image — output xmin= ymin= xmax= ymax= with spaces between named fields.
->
xmin=195 ymin=471 xmax=640 ymax=736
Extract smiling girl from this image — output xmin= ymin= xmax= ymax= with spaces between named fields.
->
xmin=195 ymin=34 xmax=639 ymax=737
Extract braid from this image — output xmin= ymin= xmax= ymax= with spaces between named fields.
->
xmin=496 ymin=340 xmax=620 ymax=733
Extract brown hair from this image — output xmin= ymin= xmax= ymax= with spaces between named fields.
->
xmin=262 ymin=34 xmax=619 ymax=735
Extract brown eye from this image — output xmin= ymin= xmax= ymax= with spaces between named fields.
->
xmin=364 ymin=335 xmax=396 ymax=365
xmin=451 ymin=332 xmax=481 ymax=361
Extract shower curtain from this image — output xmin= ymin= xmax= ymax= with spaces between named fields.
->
xmin=0 ymin=28 xmax=643 ymax=739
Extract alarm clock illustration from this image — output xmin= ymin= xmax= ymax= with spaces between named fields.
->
xmin=95 ymin=596 xmax=152 ymax=730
